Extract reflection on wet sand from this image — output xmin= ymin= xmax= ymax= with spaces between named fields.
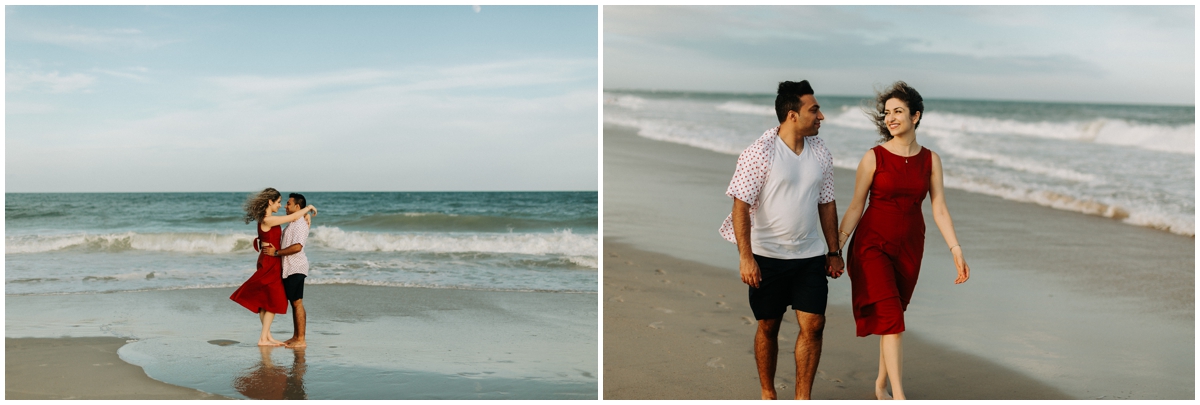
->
xmin=233 ymin=346 xmax=307 ymax=400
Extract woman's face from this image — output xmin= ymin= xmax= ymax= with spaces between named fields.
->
xmin=884 ymin=98 xmax=920 ymax=137
xmin=267 ymin=197 xmax=282 ymax=215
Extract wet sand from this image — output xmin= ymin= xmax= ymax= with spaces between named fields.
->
xmin=602 ymin=123 xmax=1194 ymax=400
xmin=6 ymin=284 xmax=597 ymax=400
xmin=5 ymin=337 xmax=227 ymax=400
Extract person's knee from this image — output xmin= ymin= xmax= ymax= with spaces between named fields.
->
xmin=796 ymin=313 xmax=825 ymax=340
xmin=757 ymin=318 xmax=782 ymax=335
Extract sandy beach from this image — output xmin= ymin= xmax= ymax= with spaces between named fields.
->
xmin=602 ymin=123 xmax=1193 ymax=400
xmin=6 ymin=284 xmax=597 ymax=400
xmin=6 ymin=337 xmax=228 ymax=400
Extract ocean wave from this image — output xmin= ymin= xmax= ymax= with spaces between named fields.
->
xmin=336 ymin=212 xmax=597 ymax=232
xmin=926 ymin=129 xmax=1100 ymax=184
xmin=309 ymin=226 xmax=598 ymax=256
xmin=5 ymin=232 xmax=256 ymax=254
xmin=942 ymin=176 xmax=1194 ymax=236
xmin=715 ymin=101 xmax=775 ymax=117
xmin=920 ymin=112 xmax=1194 ymax=154
xmin=605 ymin=115 xmax=745 ymax=155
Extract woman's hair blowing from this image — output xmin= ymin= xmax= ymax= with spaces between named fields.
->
xmin=243 ymin=188 xmax=281 ymax=224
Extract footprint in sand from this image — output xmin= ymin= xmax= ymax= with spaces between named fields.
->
xmin=610 ymin=253 xmax=619 ymax=258
xmin=709 ymin=339 xmax=723 ymax=344
xmin=661 ymin=279 xmax=671 ymax=284
xmin=655 ymin=269 xmax=666 ymax=274
xmin=715 ymin=301 xmax=731 ymax=309
xmin=706 ymin=357 xmax=725 ymax=369
xmin=817 ymin=370 xmax=843 ymax=383
xmin=649 ymin=321 xmax=665 ymax=329
xmin=740 ymin=316 xmax=754 ymax=325
xmin=609 ymin=296 xmax=624 ymax=302
xmin=653 ymin=307 xmax=674 ymax=314
xmin=693 ymin=290 xmax=707 ymax=297
xmin=625 ymin=261 xmax=634 ymax=265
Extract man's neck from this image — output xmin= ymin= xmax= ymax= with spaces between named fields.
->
xmin=776 ymin=124 xmax=805 ymax=155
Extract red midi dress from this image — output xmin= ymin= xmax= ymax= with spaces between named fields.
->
xmin=230 ymin=224 xmax=288 ymax=314
xmin=847 ymin=145 xmax=931 ymax=337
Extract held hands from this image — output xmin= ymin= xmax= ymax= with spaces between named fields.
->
xmin=739 ymin=257 xmax=762 ymax=288
xmin=952 ymin=247 xmax=970 ymax=284
xmin=826 ymin=256 xmax=844 ymax=279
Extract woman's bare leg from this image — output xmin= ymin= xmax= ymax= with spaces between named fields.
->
xmin=881 ymin=333 xmax=905 ymax=400
xmin=258 ymin=310 xmax=284 ymax=346
xmin=876 ymin=337 xmax=892 ymax=399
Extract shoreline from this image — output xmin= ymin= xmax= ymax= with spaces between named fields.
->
xmin=602 ymin=122 xmax=1194 ymax=399
xmin=6 ymin=284 xmax=598 ymax=400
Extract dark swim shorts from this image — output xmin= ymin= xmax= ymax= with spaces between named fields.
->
xmin=748 ymin=254 xmax=828 ymax=320
xmin=283 ymin=274 xmax=306 ymax=301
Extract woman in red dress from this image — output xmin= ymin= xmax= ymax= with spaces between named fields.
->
xmin=231 ymin=188 xmax=317 ymax=347
xmin=837 ymin=82 xmax=971 ymax=400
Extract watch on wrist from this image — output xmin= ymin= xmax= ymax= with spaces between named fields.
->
xmin=826 ymin=250 xmax=841 ymax=258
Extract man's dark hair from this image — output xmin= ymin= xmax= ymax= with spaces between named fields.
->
xmin=288 ymin=193 xmax=307 ymax=209
xmin=775 ymin=80 xmax=815 ymax=123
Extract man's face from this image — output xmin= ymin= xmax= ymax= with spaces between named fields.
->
xmin=285 ymin=198 xmax=299 ymax=215
xmin=791 ymin=94 xmax=825 ymax=137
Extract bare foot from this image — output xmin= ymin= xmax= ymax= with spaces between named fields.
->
xmin=761 ymin=388 xmax=778 ymax=400
xmin=268 ymin=337 xmax=286 ymax=346
xmin=283 ymin=337 xmax=298 ymax=345
xmin=258 ymin=339 xmax=283 ymax=347
xmin=876 ymin=386 xmax=893 ymax=400
xmin=285 ymin=339 xmax=307 ymax=348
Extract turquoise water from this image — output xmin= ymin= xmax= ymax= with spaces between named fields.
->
xmin=605 ymin=90 xmax=1194 ymax=235
xmin=5 ymin=192 xmax=598 ymax=294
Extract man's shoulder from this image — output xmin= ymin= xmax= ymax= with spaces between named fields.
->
xmin=741 ymin=126 xmax=780 ymax=157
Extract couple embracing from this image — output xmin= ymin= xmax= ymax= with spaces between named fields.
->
xmin=720 ymin=80 xmax=972 ymax=400
xmin=230 ymin=188 xmax=316 ymax=348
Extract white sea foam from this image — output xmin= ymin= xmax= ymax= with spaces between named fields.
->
xmin=715 ymin=101 xmax=775 ymax=117
xmin=942 ymin=176 xmax=1194 ymax=236
xmin=308 ymin=226 xmax=598 ymax=257
xmin=605 ymin=115 xmax=744 ymax=155
xmin=919 ymin=112 xmax=1195 ymax=154
xmin=604 ymin=94 xmax=648 ymax=110
xmin=5 ymin=232 xmax=256 ymax=254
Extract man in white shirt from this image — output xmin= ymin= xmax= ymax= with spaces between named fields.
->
xmin=719 ymin=80 xmax=844 ymax=400
xmin=263 ymin=193 xmax=312 ymax=349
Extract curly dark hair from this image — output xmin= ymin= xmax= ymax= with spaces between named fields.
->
xmin=870 ymin=81 xmax=924 ymax=144
xmin=242 ymin=188 xmax=281 ymax=224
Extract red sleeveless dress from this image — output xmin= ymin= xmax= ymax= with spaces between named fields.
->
xmin=847 ymin=145 xmax=931 ymax=337
xmin=230 ymin=224 xmax=288 ymax=314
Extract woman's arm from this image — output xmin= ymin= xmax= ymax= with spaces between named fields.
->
xmin=929 ymin=151 xmax=970 ymax=284
xmin=837 ymin=150 xmax=876 ymax=250
xmin=261 ymin=205 xmax=317 ymax=228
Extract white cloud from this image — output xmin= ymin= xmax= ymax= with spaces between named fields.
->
xmin=473 ymin=5 xmax=481 ymax=13
xmin=6 ymin=70 xmax=96 ymax=93
xmin=13 ymin=23 xmax=174 ymax=50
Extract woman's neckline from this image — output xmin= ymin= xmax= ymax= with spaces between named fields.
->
xmin=879 ymin=144 xmax=924 ymax=158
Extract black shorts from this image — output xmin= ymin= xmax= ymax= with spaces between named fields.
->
xmin=283 ymin=274 xmax=306 ymax=302
xmin=748 ymin=254 xmax=828 ymax=320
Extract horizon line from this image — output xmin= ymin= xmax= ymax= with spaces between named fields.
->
xmin=603 ymin=88 xmax=1196 ymax=108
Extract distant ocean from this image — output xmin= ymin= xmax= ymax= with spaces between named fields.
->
xmin=6 ymin=192 xmax=598 ymax=295
xmin=605 ymin=90 xmax=1195 ymax=236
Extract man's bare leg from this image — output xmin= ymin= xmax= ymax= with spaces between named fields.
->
xmin=755 ymin=318 xmax=782 ymax=400
xmin=258 ymin=310 xmax=284 ymax=346
xmin=793 ymin=311 xmax=825 ymax=400
xmin=876 ymin=338 xmax=893 ymax=399
xmin=284 ymin=299 xmax=307 ymax=348
xmin=881 ymin=333 xmax=905 ymax=400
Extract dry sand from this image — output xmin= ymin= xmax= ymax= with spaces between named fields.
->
xmin=6 ymin=337 xmax=227 ymax=400
xmin=603 ymin=241 xmax=1071 ymax=400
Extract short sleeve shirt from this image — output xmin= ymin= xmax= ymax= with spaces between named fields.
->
xmin=281 ymin=216 xmax=310 ymax=278
xmin=719 ymin=127 xmax=835 ymax=249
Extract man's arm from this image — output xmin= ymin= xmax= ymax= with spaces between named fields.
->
xmin=261 ymin=243 xmax=302 ymax=257
xmin=818 ymin=201 xmax=844 ymax=278
xmin=733 ymin=198 xmax=761 ymax=288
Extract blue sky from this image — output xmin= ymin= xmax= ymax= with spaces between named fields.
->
xmin=6 ymin=6 xmax=598 ymax=192
xmin=605 ymin=6 xmax=1194 ymax=105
